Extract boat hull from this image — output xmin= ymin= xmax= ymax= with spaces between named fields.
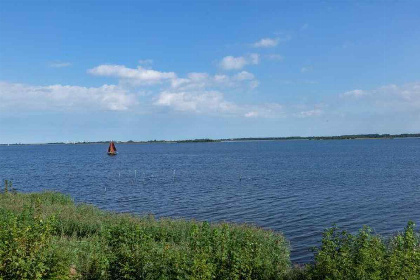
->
xmin=107 ymin=152 xmax=117 ymax=156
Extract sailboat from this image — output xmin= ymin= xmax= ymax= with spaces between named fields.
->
xmin=107 ymin=141 xmax=117 ymax=156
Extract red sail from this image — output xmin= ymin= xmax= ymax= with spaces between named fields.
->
xmin=108 ymin=142 xmax=116 ymax=153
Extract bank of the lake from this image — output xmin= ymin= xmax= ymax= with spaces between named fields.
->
xmin=1 ymin=191 xmax=419 ymax=280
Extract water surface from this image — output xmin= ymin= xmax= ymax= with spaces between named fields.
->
xmin=1 ymin=139 xmax=419 ymax=262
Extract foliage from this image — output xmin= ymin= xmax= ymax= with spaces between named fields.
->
xmin=308 ymin=222 xmax=420 ymax=280
xmin=1 ymin=191 xmax=419 ymax=279
xmin=0 ymin=205 xmax=71 ymax=279
xmin=0 ymin=191 xmax=290 ymax=279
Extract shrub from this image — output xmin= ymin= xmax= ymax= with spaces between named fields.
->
xmin=0 ymin=208 xmax=71 ymax=279
xmin=309 ymin=222 xmax=420 ymax=280
xmin=0 ymin=192 xmax=291 ymax=279
xmin=2 ymin=191 xmax=419 ymax=279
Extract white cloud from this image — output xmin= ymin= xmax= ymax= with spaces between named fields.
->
xmin=155 ymin=89 xmax=284 ymax=118
xmin=170 ymin=78 xmax=191 ymax=89
xmin=337 ymin=82 xmax=420 ymax=117
xmin=244 ymin=111 xmax=258 ymax=118
xmin=219 ymin=54 xmax=260 ymax=70
xmin=0 ymin=82 xmax=137 ymax=111
xmin=252 ymin=38 xmax=279 ymax=48
xmin=297 ymin=109 xmax=323 ymax=118
xmin=233 ymin=71 xmax=255 ymax=81
xmin=373 ymin=83 xmax=420 ymax=110
xmin=220 ymin=56 xmax=247 ymax=70
xmin=49 ymin=62 xmax=72 ymax=68
xmin=155 ymin=91 xmax=235 ymax=113
xmin=187 ymin=72 xmax=209 ymax=81
xmin=170 ymin=71 xmax=259 ymax=91
xmin=245 ymin=111 xmax=258 ymax=118
xmin=88 ymin=64 xmax=176 ymax=85
xmin=341 ymin=89 xmax=367 ymax=98
xmin=214 ymin=74 xmax=229 ymax=83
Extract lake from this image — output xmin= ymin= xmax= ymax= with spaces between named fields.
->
xmin=1 ymin=138 xmax=419 ymax=263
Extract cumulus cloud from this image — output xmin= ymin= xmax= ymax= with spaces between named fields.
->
xmin=155 ymin=89 xmax=283 ymax=118
xmin=245 ymin=111 xmax=259 ymax=118
xmin=0 ymin=60 xmax=294 ymax=118
xmin=155 ymin=91 xmax=236 ymax=113
xmin=88 ymin=64 xmax=176 ymax=85
xmin=233 ymin=71 xmax=255 ymax=81
xmin=337 ymin=82 xmax=420 ymax=117
xmin=170 ymin=71 xmax=259 ymax=91
xmin=219 ymin=54 xmax=260 ymax=70
xmin=252 ymin=37 xmax=279 ymax=48
xmin=372 ymin=83 xmax=420 ymax=110
xmin=220 ymin=56 xmax=247 ymax=70
xmin=0 ymin=82 xmax=137 ymax=111
xmin=187 ymin=72 xmax=209 ymax=81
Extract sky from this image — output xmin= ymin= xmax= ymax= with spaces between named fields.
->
xmin=0 ymin=0 xmax=419 ymax=143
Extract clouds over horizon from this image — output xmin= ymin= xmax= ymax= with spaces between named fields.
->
xmin=0 ymin=82 xmax=137 ymax=111
xmin=2 ymin=58 xmax=420 ymax=123
xmin=0 ymin=62 xmax=266 ymax=117
xmin=340 ymin=82 xmax=420 ymax=112
xmin=154 ymin=90 xmax=284 ymax=118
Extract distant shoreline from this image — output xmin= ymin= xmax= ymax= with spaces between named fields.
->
xmin=1 ymin=133 xmax=419 ymax=146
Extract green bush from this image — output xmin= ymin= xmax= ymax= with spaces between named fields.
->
xmin=1 ymin=191 xmax=419 ymax=279
xmin=0 ymin=192 xmax=291 ymax=279
xmin=308 ymin=222 xmax=420 ymax=280
xmin=0 ymin=207 xmax=71 ymax=279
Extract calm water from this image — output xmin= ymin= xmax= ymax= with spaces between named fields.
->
xmin=1 ymin=139 xmax=420 ymax=262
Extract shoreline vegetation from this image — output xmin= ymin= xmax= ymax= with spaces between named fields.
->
xmin=1 ymin=133 xmax=420 ymax=146
xmin=1 ymin=189 xmax=419 ymax=279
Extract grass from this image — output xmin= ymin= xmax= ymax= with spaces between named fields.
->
xmin=0 ymin=190 xmax=419 ymax=279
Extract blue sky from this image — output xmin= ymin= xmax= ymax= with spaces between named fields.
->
xmin=1 ymin=0 xmax=419 ymax=143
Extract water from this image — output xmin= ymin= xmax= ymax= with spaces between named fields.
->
xmin=1 ymin=138 xmax=419 ymax=263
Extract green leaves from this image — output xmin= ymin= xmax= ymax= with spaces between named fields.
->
xmin=1 ymin=192 xmax=419 ymax=279
xmin=0 ymin=192 xmax=290 ymax=279
xmin=309 ymin=222 xmax=420 ymax=280
xmin=0 ymin=209 xmax=70 ymax=280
